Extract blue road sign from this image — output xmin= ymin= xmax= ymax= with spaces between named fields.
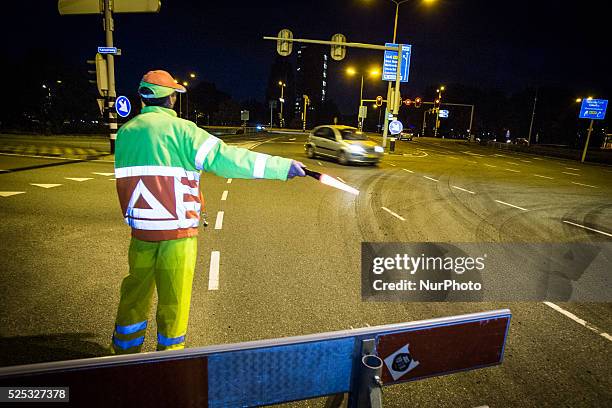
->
xmin=97 ymin=46 xmax=118 ymax=54
xmin=115 ymin=95 xmax=131 ymax=118
xmin=382 ymin=43 xmax=411 ymax=82
xmin=389 ymin=120 xmax=403 ymax=135
xmin=579 ymin=99 xmax=608 ymax=120
xmin=439 ymin=109 xmax=449 ymax=118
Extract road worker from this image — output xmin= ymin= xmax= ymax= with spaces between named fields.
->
xmin=110 ymin=70 xmax=305 ymax=354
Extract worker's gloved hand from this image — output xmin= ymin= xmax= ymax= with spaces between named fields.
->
xmin=287 ymin=160 xmax=306 ymax=179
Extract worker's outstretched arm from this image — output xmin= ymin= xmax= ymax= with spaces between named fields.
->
xmin=186 ymin=126 xmax=305 ymax=180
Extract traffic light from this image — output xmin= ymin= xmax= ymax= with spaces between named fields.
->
xmin=414 ymin=97 xmax=422 ymax=108
xmin=375 ymin=95 xmax=383 ymax=107
xmin=330 ymin=33 xmax=347 ymax=61
xmin=403 ymin=98 xmax=412 ymax=106
xmin=277 ymin=29 xmax=293 ymax=56
xmin=434 ymin=98 xmax=441 ymax=109
xmin=86 ymin=53 xmax=108 ymax=97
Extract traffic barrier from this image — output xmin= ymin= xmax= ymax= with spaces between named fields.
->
xmin=0 ymin=309 xmax=510 ymax=407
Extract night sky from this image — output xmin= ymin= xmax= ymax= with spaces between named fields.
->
xmin=3 ymin=1 xmax=610 ymax=114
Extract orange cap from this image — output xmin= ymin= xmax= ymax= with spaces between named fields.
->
xmin=141 ymin=70 xmax=186 ymax=93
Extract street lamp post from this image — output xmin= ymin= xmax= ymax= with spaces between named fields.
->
xmin=278 ymin=81 xmax=286 ymax=127
xmin=434 ymin=85 xmax=444 ymax=137
xmin=347 ymin=67 xmax=379 ymax=131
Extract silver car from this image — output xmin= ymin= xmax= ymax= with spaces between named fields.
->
xmin=305 ymin=125 xmax=384 ymax=165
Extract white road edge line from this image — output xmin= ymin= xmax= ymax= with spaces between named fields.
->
xmin=208 ymin=251 xmax=220 ymax=290
xmin=402 ymin=168 xmax=414 ymax=173
xmin=533 ymin=174 xmax=553 ymax=179
xmin=452 ymin=186 xmax=475 ymax=194
xmin=543 ymin=302 xmax=612 ymax=342
xmin=423 ymin=176 xmax=439 ymax=182
xmin=381 ymin=206 xmax=406 ymax=221
xmin=214 ymin=211 xmax=224 ymax=230
xmin=221 ymin=190 xmax=228 ymax=201
xmin=571 ymin=181 xmax=597 ymax=188
xmin=495 ymin=200 xmax=528 ymax=211
xmin=562 ymin=220 xmax=612 ymax=238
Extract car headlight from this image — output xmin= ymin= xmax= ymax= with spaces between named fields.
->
xmin=348 ymin=145 xmax=366 ymax=153
xmin=374 ymin=146 xmax=384 ymax=153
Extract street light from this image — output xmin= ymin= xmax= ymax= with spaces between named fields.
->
xmin=189 ymin=73 xmax=196 ymax=79
xmin=346 ymin=66 xmax=380 ymax=130
xmin=434 ymin=85 xmax=445 ymax=137
xmin=278 ymin=81 xmax=286 ymax=127
xmin=364 ymin=0 xmax=437 ymax=147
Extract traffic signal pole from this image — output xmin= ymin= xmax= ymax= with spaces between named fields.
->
xmin=103 ymin=0 xmax=117 ymax=154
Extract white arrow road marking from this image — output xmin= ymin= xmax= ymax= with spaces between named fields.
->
xmin=562 ymin=220 xmax=612 ymax=238
xmin=214 ymin=211 xmax=224 ymax=230
xmin=92 ymin=172 xmax=115 ymax=177
xmin=221 ymin=190 xmax=228 ymax=201
xmin=208 ymin=251 xmax=220 ymax=290
xmin=495 ymin=200 xmax=528 ymax=211
xmin=65 ymin=177 xmax=93 ymax=182
xmin=543 ymin=302 xmax=612 ymax=342
xmin=0 ymin=191 xmax=25 ymax=197
xmin=30 ymin=183 xmax=62 ymax=189
xmin=381 ymin=206 xmax=406 ymax=221
xmin=452 ymin=186 xmax=475 ymax=194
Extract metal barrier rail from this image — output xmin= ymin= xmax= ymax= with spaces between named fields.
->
xmin=0 ymin=309 xmax=511 ymax=407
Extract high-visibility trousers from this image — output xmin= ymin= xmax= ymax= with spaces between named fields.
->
xmin=111 ymin=236 xmax=198 ymax=354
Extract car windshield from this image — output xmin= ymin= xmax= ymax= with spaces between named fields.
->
xmin=340 ymin=129 xmax=367 ymax=140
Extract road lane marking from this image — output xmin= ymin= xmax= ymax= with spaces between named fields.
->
xmin=571 ymin=182 xmax=597 ymax=188
xmin=423 ymin=176 xmax=439 ymax=182
xmin=288 ymin=137 xmax=296 ymax=141
xmin=227 ymin=178 xmax=232 ymax=184
xmin=92 ymin=172 xmax=114 ymax=177
xmin=506 ymin=162 xmax=520 ymax=166
xmin=533 ymin=174 xmax=553 ymax=179
xmin=532 ymin=157 xmax=544 ymax=160
xmin=221 ymin=190 xmax=228 ymax=201
xmin=565 ymin=167 xmax=580 ymax=171
xmin=402 ymin=168 xmax=414 ymax=173
xmin=543 ymin=302 xmax=612 ymax=342
xmin=0 ymin=191 xmax=25 ymax=197
xmin=388 ymin=163 xmax=396 ymax=167
xmin=317 ymin=161 xmax=324 ymax=166
xmin=214 ymin=211 xmax=224 ymax=229
xmin=30 ymin=183 xmax=62 ymax=189
xmin=562 ymin=171 xmax=580 ymax=176
xmin=562 ymin=220 xmax=612 ymax=238
xmin=495 ymin=200 xmax=527 ymax=211
xmin=494 ymin=154 xmax=507 ymax=157
xmin=484 ymin=164 xmax=497 ymax=168
xmin=452 ymin=186 xmax=475 ymax=194
xmin=466 ymin=160 xmax=477 ymax=164
xmin=381 ymin=206 xmax=406 ymax=221
xmin=504 ymin=168 xmax=520 ymax=173
xmin=520 ymin=159 xmax=532 ymax=163
xmin=462 ymin=151 xmax=485 ymax=157
xmin=64 ymin=177 xmax=93 ymax=182
xmin=208 ymin=251 xmax=220 ymax=290
xmin=0 ymin=169 xmax=8 ymax=173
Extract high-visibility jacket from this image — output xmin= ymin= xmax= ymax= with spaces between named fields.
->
xmin=115 ymin=106 xmax=291 ymax=241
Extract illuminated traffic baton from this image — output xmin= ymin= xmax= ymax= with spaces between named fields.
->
xmin=303 ymin=168 xmax=359 ymax=195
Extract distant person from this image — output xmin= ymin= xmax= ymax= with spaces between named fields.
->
xmin=110 ymin=70 xmax=305 ymax=354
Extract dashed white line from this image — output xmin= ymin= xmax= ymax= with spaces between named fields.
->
xmin=520 ymin=159 xmax=532 ymax=163
xmin=484 ymin=164 xmax=497 ymax=168
xmin=317 ymin=161 xmax=324 ymax=166
xmin=562 ymin=220 xmax=612 ymax=238
xmin=221 ymin=190 xmax=228 ymax=201
xmin=543 ymin=302 xmax=612 ymax=342
xmin=495 ymin=200 xmax=528 ymax=211
xmin=227 ymin=178 xmax=232 ymax=184
xmin=402 ymin=168 xmax=414 ymax=173
xmin=208 ymin=251 xmax=220 ymax=290
xmin=381 ymin=206 xmax=406 ymax=221
xmin=214 ymin=211 xmax=224 ymax=230
xmin=565 ymin=167 xmax=580 ymax=171
xmin=504 ymin=168 xmax=521 ymax=173
xmin=532 ymin=157 xmax=544 ymax=160
xmin=562 ymin=171 xmax=580 ymax=176
xmin=506 ymin=162 xmax=520 ymax=166
xmin=388 ymin=163 xmax=396 ymax=167
xmin=423 ymin=176 xmax=439 ymax=182
xmin=452 ymin=186 xmax=476 ymax=194
xmin=571 ymin=182 xmax=597 ymax=188
xmin=533 ymin=174 xmax=553 ymax=179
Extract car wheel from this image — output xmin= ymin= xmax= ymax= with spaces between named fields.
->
xmin=338 ymin=151 xmax=348 ymax=165
xmin=306 ymin=145 xmax=315 ymax=158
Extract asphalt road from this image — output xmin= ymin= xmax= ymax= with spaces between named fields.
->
xmin=0 ymin=132 xmax=611 ymax=407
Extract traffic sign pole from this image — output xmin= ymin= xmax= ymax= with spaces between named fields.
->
xmin=581 ymin=119 xmax=594 ymax=163
xmin=104 ymin=0 xmax=117 ymax=154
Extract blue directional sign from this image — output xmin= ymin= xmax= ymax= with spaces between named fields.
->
xmin=389 ymin=120 xmax=403 ymax=135
xmin=97 ymin=46 xmax=118 ymax=54
xmin=115 ymin=95 xmax=131 ymax=118
xmin=439 ymin=109 xmax=449 ymax=118
xmin=382 ymin=43 xmax=411 ymax=82
xmin=579 ymin=99 xmax=608 ymax=120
